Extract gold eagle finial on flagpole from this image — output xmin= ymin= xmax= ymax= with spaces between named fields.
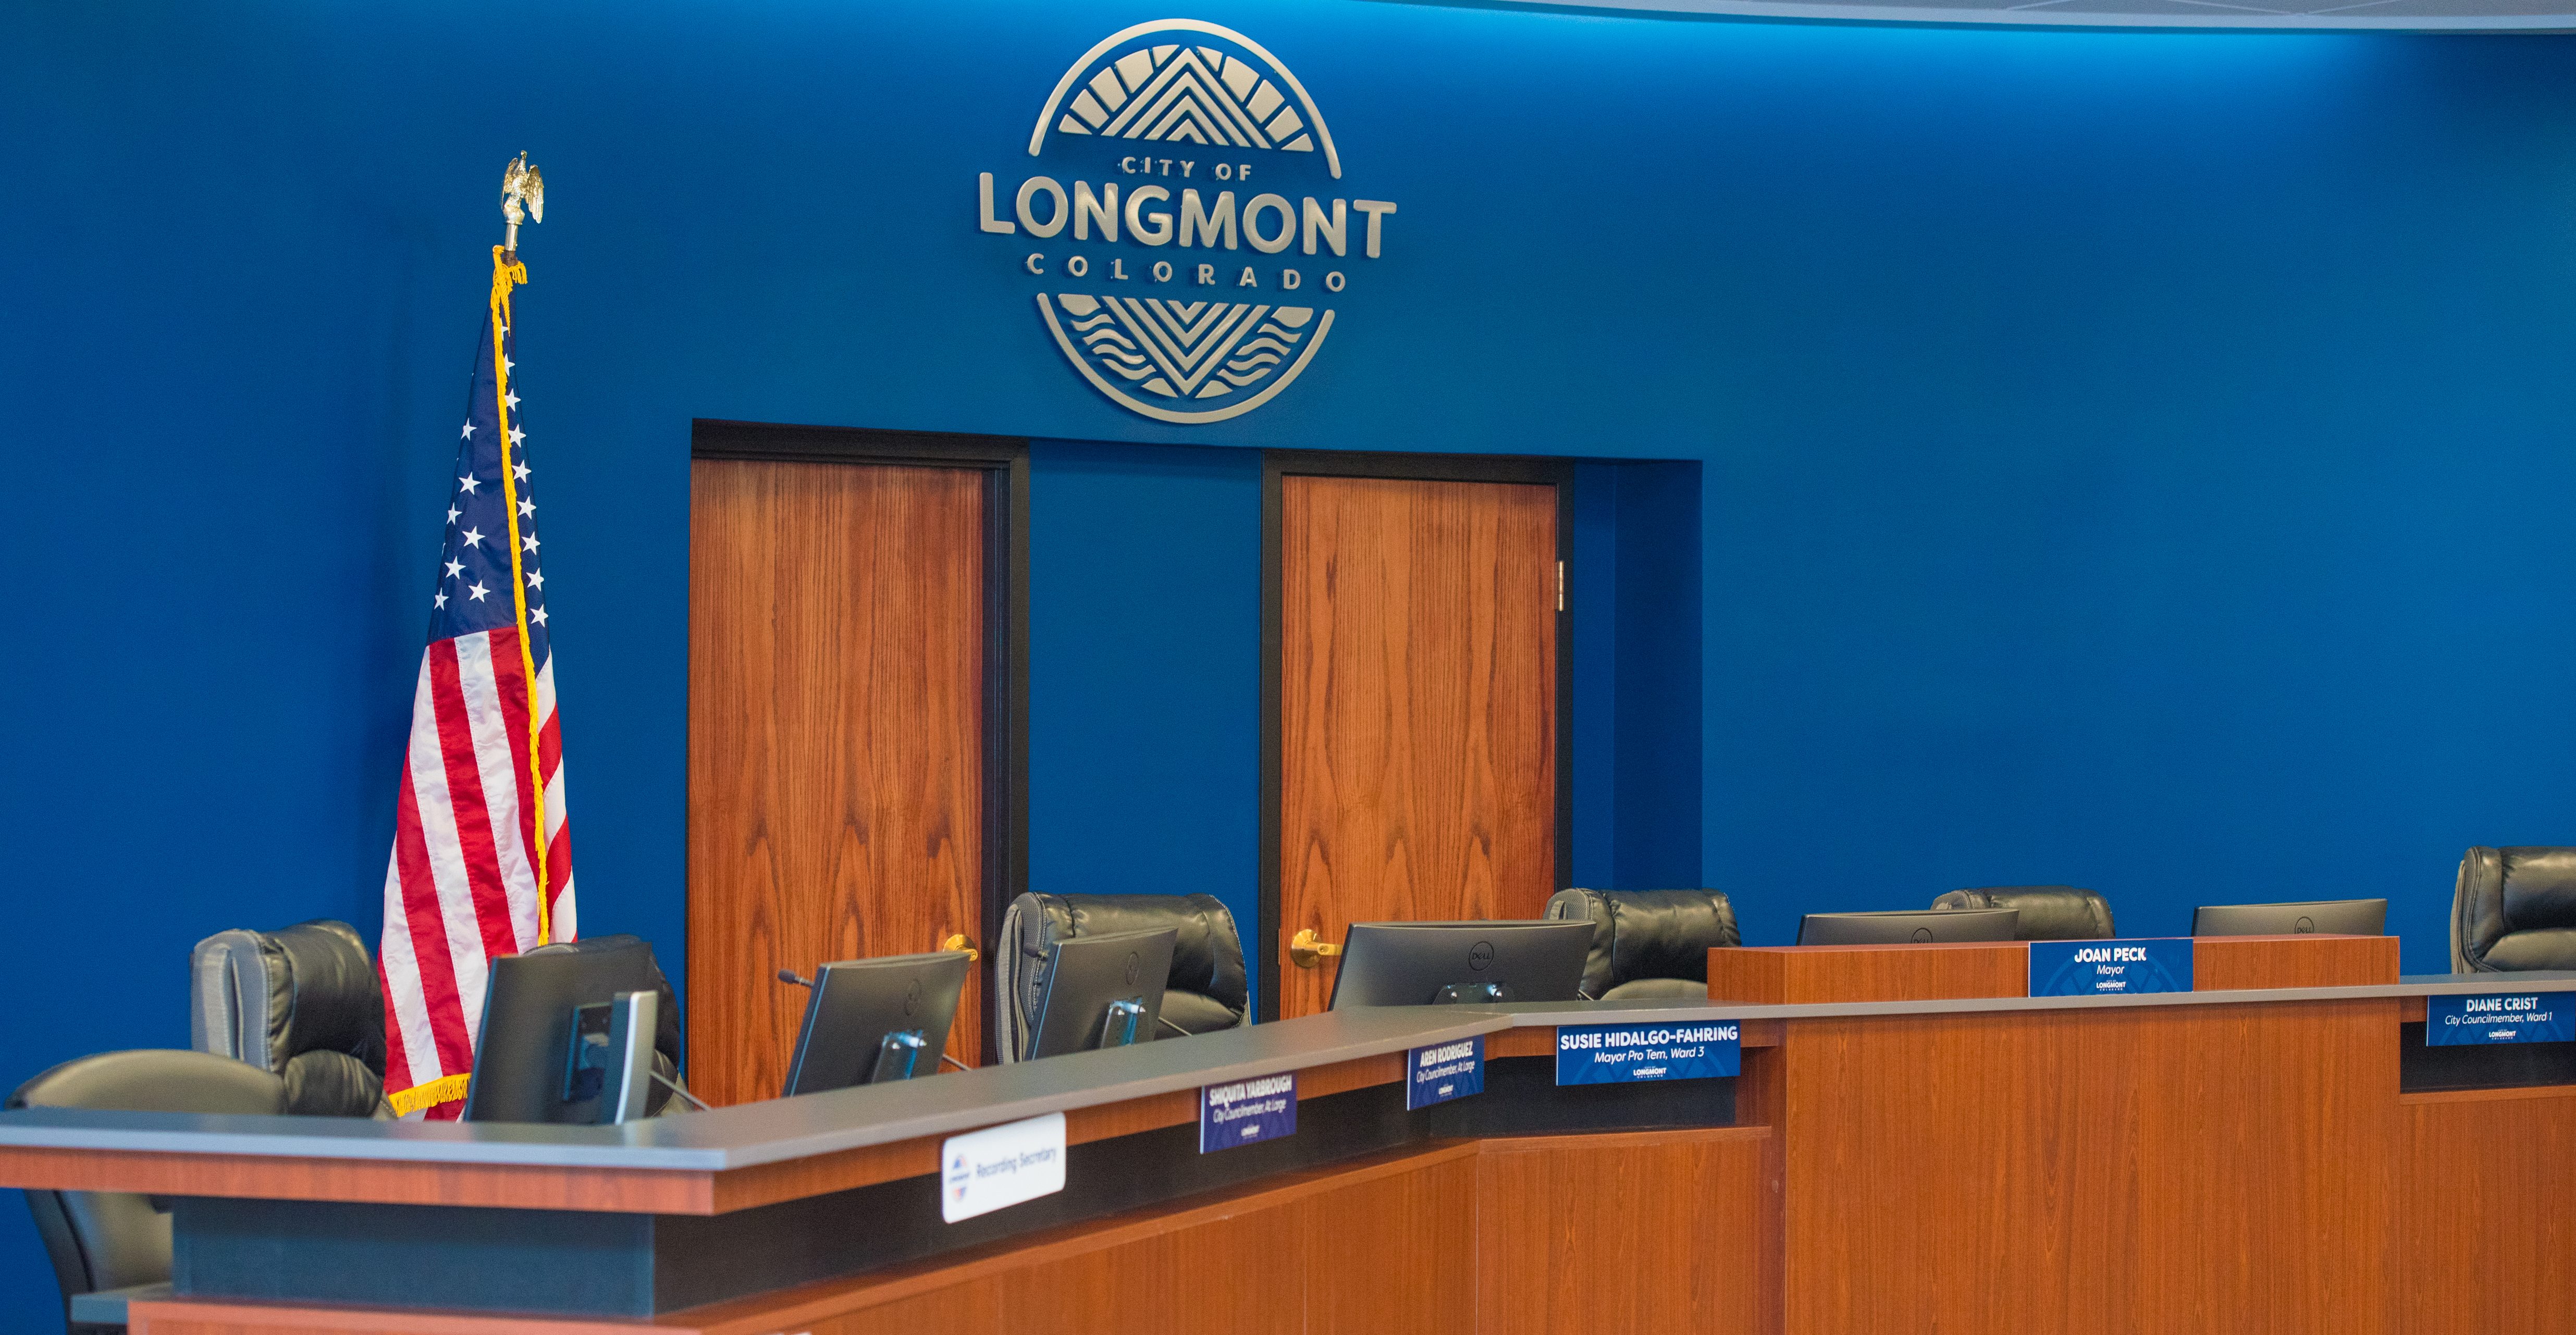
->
xmin=500 ymin=152 xmax=545 ymax=258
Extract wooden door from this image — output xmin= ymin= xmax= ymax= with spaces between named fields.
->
xmin=688 ymin=459 xmax=989 ymax=1106
xmin=1274 ymin=473 xmax=1562 ymax=1020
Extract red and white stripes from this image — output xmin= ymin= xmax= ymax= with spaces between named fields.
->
xmin=377 ymin=626 xmax=573 ymax=1118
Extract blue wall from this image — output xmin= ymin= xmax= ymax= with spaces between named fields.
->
xmin=1028 ymin=441 xmax=1263 ymax=1010
xmin=9 ymin=1 xmax=2576 ymax=1322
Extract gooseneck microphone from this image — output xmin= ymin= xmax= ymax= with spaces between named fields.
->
xmin=775 ymin=969 xmax=816 ymax=989
xmin=650 ymin=1069 xmax=713 ymax=1112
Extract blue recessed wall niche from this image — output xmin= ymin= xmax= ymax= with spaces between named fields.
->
xmin=8 ymin=3 xmax=2576 ymax=1322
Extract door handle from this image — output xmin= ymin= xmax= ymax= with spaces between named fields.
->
xmin=1289 ymin=929 xmax=1342 ymax=970
xmin=943 ymin=933 xmax=980 ymax=962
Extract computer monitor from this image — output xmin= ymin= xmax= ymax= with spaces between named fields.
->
xmin=1796 ymin=908 xmax=2021 ymax=946
xmin=1027 ymin=927 xmax=1178 ymax=1061
xmin=2190 ymin=898 xmax=2387 ymax=937
xmin=783 ymin=950 xmax=972 ymax=1096
xmin=1326 ymin=920 xmax=1592 ymax=1008
xmin=462 ymin=936 xmax=665 ymax=1124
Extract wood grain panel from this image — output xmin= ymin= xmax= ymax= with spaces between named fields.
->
xmin=1476 ymin=1128 xmax=1772 ymax=1335
xmin=1706 ymin=943 xmax=2028 ymax=1005
xmin=1308 ymin=1142 xmax=1476 ymax=1335
xmin=1278 ymin=475 xmax=1559 ymax=1019
xmin=699 ymin=1144 xmax=1474 ymax=1335
xmin=0 ymin=1145 xmax=717 ymax=1215
xmin=2191 ymin=934 xmax=2398 ymax=991
xmin=1774 ymin=999 xmax=2400 ymax=1335
xmin=689 ymin=460 xmax=989 ymax=1105
xmin=2399 ymin=1084 xmax=2576 ymax=1335
xmin=126 ymin=1144 xmax=1487 ymax=1335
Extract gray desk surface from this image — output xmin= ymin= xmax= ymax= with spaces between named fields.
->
xmin=1 ymin=971 xmax=2565 ymax=1174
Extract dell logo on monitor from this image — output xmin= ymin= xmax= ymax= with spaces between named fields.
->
xmin=1912 ymin=928 xmax=1934 ymax=943
xmin=2295 ymin=916 xmax=2317 ymax=933
xmin=904 ymin=980 xmax=923 ymax=1015
xmin=1468 ymin=941 xmax=1495 ymax=971
xmin=1124 ymin=951 xmax=1143 ymax=985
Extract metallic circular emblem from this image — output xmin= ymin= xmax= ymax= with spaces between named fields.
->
xmin=904 ymin=979 xmax=923 ymax=1016
xmin=1912 ymin=927 xmax=1935 ymax=943
xmin=1468 ymin=941 xmax=1495 ymax=971
xmin=997 ymin=20 xmax=1386 ymax=425
xmin=2295 ymin=916 xmax=2317 ymax=933
xmin=1124 ymin=951 xmax=1143 ymax=985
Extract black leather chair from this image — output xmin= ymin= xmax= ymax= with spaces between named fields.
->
xmin=524 ymin=935 xmax=692 ymax=1114
xmin=1929 ymin=886 xmax=2115 ymax=941
xmin=2452 ymin=846 xmax=2576 ymax=972
xmin=10 ymin=1050 xmax=287 ymax=1333
xmin=189 ymin=919 xmax=387 ymax=1117
xmin=995 ymin=893 xmax=1249 ymax=1062
xmin=1543 ymin=888 xmax=1739 ymax=1000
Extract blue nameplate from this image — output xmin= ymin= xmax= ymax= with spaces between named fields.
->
xmin=2028 ymin=938 xmax=2193 ymax=997
xmin=1199 ymin=1071 xmax=1296 ymax=1152
xmin=1556 ymin=1022 xmax=1740 ymax=1086
xmin=2427 ymin=993 xmax=2576 ymax=1046
xmin=1406 ymin=1035 xmax=1485 ymax=1110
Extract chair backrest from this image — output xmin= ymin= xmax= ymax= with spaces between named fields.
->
xmin=1543 ymin=888 xmax=1740 ymax=1000
xmin=996 ymin=894 xmax=1248 ymax=1062
xmin=521 ymin=935 xmax=690 ymax=1114
xmin=2454 ymin=847 xmax=2576 ymax=972
xmin=9 ymin=1050 xmax=286 ymax=1328
xmin=189 ymin=919 xmax=387 ymax=1117
xmin=1931 ymin=886 xmax=2115 ymax=941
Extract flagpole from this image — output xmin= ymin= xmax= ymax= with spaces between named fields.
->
xmin=491 ymin=153 xmax=552 ymax=945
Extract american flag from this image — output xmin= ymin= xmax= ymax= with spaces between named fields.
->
xmin=377 ymin=247 xmax=575 ymax=1119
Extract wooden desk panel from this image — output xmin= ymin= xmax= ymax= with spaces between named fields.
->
xmin=2193 ymin=934 xmax=2398 ymax=990
xmin=0 ymin=1145 xmax=721 ymax=1216
xmin=131 ymin=1143 xmax=1485 ymax=1335
xmin=1757 ymin=998 xmax=2400 ymax=1335
xmin=1708 ymin=943 xmax=2027 ymax=1005
xmin=2398 ymin=1085 xmax=2576 ymax=1335
xmin=1476 ymin=1127 xmax=1773 ymax=1335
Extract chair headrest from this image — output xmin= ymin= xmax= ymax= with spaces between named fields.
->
xmin=1933 ymin=886 xmax=2115 ymax=941
xmin=1546 ymin=888 xmax=1739 ymax=995
xmin=2497 ymin=847 xmax=2576 ymax=933
xmin=2457 ymin=847 xmax=2576 ymax=971
xmin=268 ymin=920 xmax=383 ymax=1061
xmin=192 ymin=919 xmax=384 ymax=1074
xmin=1012 ymin=894 xmax=1248 ymax=1014
xmin=9 ymin=1049 xmax=286 ymax=1116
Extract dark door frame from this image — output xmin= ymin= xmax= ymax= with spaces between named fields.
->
xmin=688 ymin=419 xmax=1030 ymax=1065
xmin=1258 ymin=450 xmax=1577 ymax=1023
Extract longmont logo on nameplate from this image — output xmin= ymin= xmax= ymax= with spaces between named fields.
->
xmin=1556 ymin=1023 xmax=1740 ymax=1086
xmin=978 ymin=20 xmax=1394 ymax=423
xmin=940 ymin=1112 xmax=1067 ymax=1223
xmin=1200 ymin=1071 xmax=1297 ymax=1152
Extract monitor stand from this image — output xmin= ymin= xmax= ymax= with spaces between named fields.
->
xmin=563 ymin=991 xmax=657 ymax=1124
xmin=1095 ymin=998 xmax=1147 ymax=1049
xmin=868 ymin=1029 xmax=929 ymax=1083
